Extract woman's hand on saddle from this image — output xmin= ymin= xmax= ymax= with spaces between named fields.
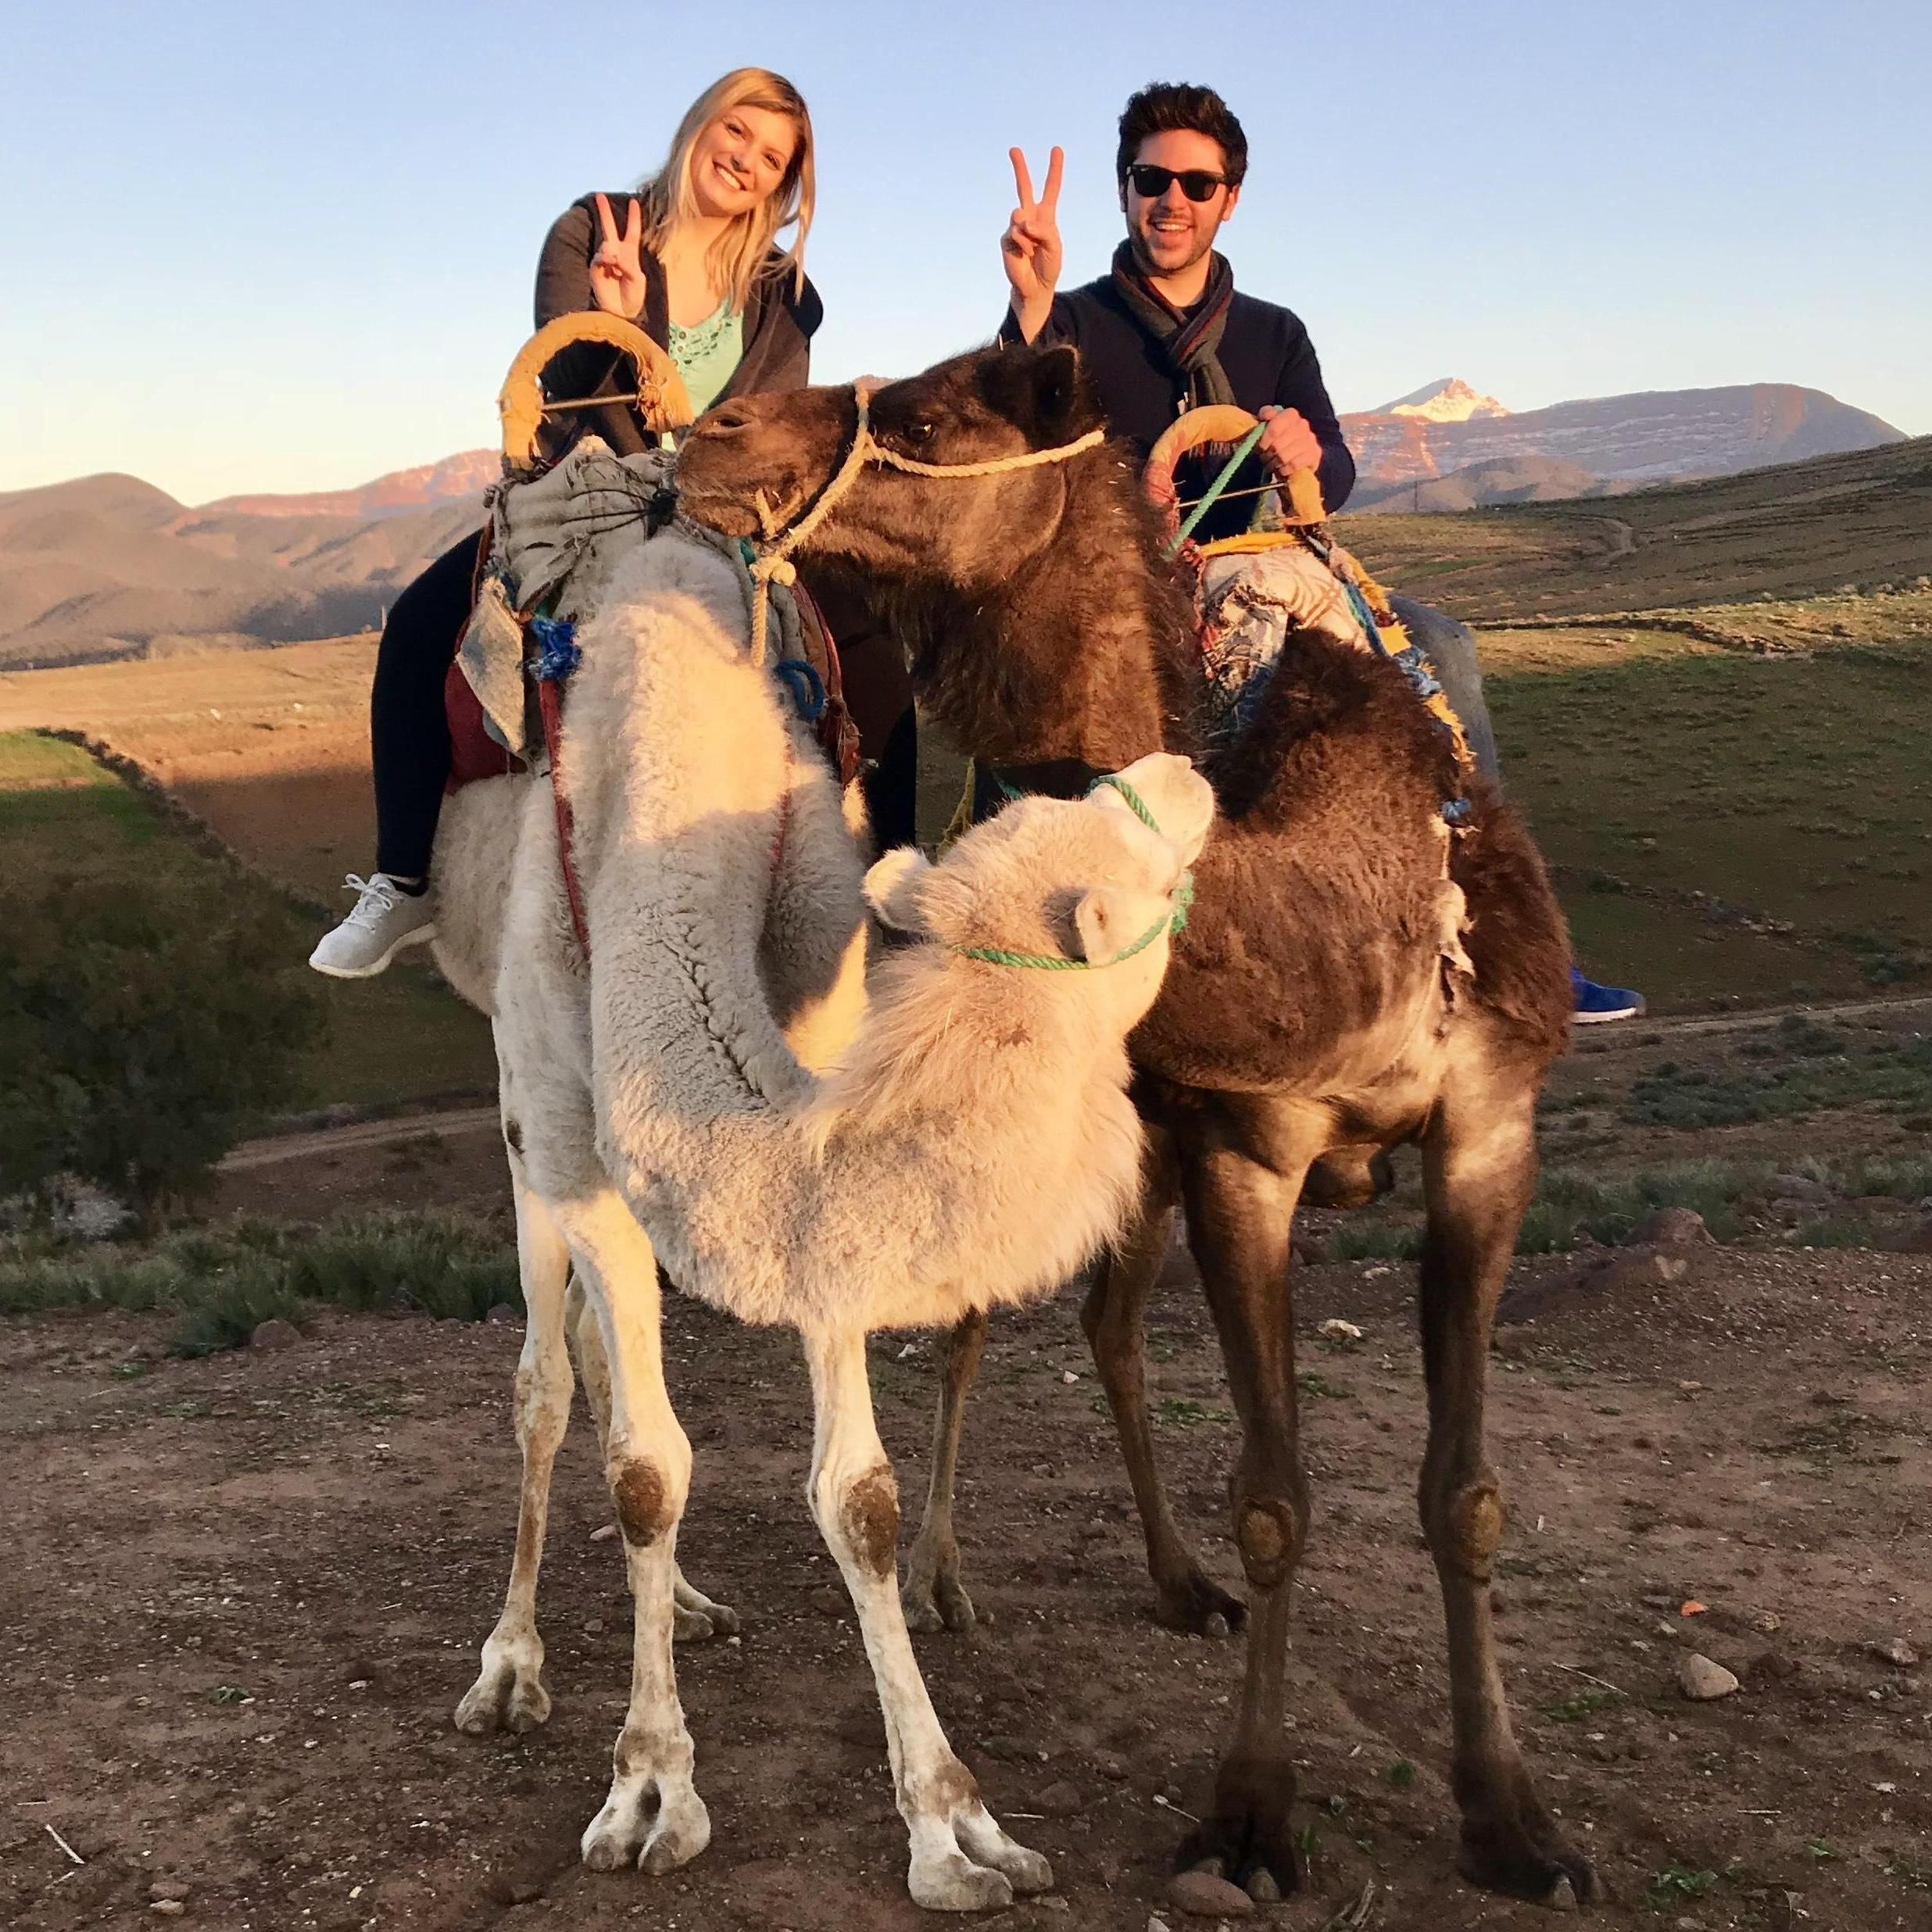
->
xmin=1256 ymin=404 xmax=1322 ymax=481
xmin=589 ymin=192 xmax=648 ymax=320
xmin=1002 ymin=145 xmax=1064 ymax=342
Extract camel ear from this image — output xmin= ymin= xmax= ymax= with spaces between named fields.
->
xmin=1071 ymin=883 xmax=1162 ymax=965
xmin=982 ymin=342 xmax=1088 ymax=443
xmin=864 ymin=845 xmax=934 ymax=932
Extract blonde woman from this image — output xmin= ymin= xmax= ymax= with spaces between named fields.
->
xmin=312 ymin=70 xmax=826 ymax=976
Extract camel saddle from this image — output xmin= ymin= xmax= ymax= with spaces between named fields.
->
xmin=443 ymin=438 xmax=861 ymax=795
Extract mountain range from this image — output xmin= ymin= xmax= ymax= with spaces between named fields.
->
xmin=1340 ymin=378 xmax=1902 ymax=512
xmin=0 ymin=379 xmax=1909 ymax=667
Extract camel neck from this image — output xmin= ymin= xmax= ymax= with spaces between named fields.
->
xmin=905 ymin=460 xmax=1195 ymax=772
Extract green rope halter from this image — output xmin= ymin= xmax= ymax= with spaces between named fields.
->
xmin=950 ymin=773 xmax=1194 ymax=972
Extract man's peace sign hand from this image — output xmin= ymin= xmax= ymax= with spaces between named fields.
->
xmin=1001 ymin=146 xmax=1064 ymax=341
xmin=589 ymin=191 xmax=648 ymax=321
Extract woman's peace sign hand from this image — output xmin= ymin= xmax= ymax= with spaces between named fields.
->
xmin=589 ymin=191 xmax=648 ymax=320
xmin=1001 ymin=146 xmax=1064 ymax=339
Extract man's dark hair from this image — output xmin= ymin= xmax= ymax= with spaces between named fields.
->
xmin=1115 ymin=83 xmax=1248 ymax=188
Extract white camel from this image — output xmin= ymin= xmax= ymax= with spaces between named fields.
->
xmin=425 ymin=510 xmax=1211 ymax=1909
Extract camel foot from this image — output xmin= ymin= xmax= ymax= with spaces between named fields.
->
xmin=901 ymin=1547 xmax=977 ymax=1635
xmin=1152 ymin=1567 xmax=1247 ymax=1639
xmin=454 ymin=1635 xmax=550 ymax=1735
xmin=672 ymin=1571 xmax=741 ymax=1643
xmin=1456 ymin=1794 xmax=1600 ymax=1908
xmin=908 ymin=1803 xmax=1052 ymax=1912
xmin=581 ymin=1775 xmax=710 ymax=1876
xmin=1174 ymin=1752 xmax=1301 ymax=1901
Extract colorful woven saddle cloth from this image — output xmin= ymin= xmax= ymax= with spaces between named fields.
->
xmin=442 ymin=438 xmax=858 ymax=794
xmin=1190 ymin=528 xmax=1472 ymax=772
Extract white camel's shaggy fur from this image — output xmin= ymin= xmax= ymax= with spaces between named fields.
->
xmin=427 ymin=523 xmax=1210 ymax=1909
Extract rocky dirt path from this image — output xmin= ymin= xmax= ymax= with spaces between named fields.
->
xmin=4 ymin=1243 xmax=1927 ymax=1931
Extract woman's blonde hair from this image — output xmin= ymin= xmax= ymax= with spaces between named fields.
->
xmin=636 ymin=68 xmax=814 ymax=311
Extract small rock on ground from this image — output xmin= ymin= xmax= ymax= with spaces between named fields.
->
xmin=1772 ymin=1173 xmax=1832 ymax=1205
xmin=1165 ymin=1869 xmax=1255 ymax=1916
xmin=1869 ymin=1637 xmax=1920 ymax=1668
xmin=1629 ymin=1207 xmax=1716 ymax=1247
xmin=485 ymin=1302 xmax=522 ymax=1325
xmin=1034 ymin=1779 xmax=1085 ymax=1816
xmin=1598 ymin=1249 xmax=1690 ymax=1292
xmin=1680 ymin=1652 xmax=1741 ymax=1699
xmin=249 ymin=1318 xmax=299 ymax=1351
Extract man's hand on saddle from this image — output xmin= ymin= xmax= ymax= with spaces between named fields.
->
xmin=590 ymin=192 xmax=648 ymax=320
xmin=1256 ymin=405 xmax=1322 ymax=481
xmin=1002 ymin=145 xmax=1064 ymax=342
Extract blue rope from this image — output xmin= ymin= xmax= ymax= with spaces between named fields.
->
xmin=773 ymin=658 xmax=827 ymax=721
xmin=527 ymin=615 xmax=581 ymax=682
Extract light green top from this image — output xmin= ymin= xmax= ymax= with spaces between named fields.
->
xmin=669 ymin=299 xmax=744 ymax=418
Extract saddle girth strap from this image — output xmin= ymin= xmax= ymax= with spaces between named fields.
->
xmin=536 ymin=677 xmax=592 ymax=957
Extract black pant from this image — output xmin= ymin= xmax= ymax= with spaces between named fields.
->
xmin=369 ymin=528 xmax=918 ymax=881
xmin=371 ymin=528 xmax=485 ymax=879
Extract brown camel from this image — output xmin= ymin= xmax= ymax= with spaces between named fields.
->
xmin=678 ymin=343 xmax=1595 ymax=1909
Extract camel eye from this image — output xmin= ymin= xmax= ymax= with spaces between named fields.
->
xmin=910 ymin=420 xmax=936 ymax=445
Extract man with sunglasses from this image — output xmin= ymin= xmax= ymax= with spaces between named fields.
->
xmin=1002 ymin=82 xmax=1352 ymax=543
xmin=997 ymin=80 xmax=1645 ymax=1025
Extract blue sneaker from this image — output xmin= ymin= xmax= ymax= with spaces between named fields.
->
xmin=1570 ymin=964 xmax=1645 ymax=1025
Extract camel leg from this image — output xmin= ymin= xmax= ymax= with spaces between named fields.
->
xmin=455 ymin=1151 xmax=572 ymax=1736
xmin=1082 ymin=1141 xmax=1245 ymax=1637
xmin=1171 ymin=1100 xmax=1324 ymax=1899
xmin=1419 ymin=1057 xmax=1598 ymax=1905
xmin=555 ymin=1190 xmax=709 ymax=1878
xmin=803 ymin=1324 xmax=1053 ymax=1912
xmin=900 ymin=1309 xmax=988 ymax=1634
xmin=570 ymin=1279 xmax=739 ymax=1643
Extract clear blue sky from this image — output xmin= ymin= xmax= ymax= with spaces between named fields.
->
xmin=5 ymin=0 xmax=1927 ymax=503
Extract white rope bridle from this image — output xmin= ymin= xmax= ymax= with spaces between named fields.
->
xmin=738 ymin=384 xmax=1105 ymax=665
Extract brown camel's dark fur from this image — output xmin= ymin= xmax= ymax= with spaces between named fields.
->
xmin=679 ymin=345 xmax=1593 ymax=1909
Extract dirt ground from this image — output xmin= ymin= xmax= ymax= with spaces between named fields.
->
xmin=5 ymin=1175 xmax=1927 ymax=1931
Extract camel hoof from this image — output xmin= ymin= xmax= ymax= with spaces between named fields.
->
xmin=1153 ymin=1570 xmax=1247 ymax=1639
xmin=957 ymin=1805 xmax=1054 ymax=1894
xmin=454 ymin=1655 xmax=550 ymax=1736
xmin=639 ymin=1792 xmax=711 ymax=1875
xmin=672 ymin=1574 xmax=740 ymax=1642
xmin=907 ymin=1850 xmax=1014 ymax=1912
xmin=1456 ymin=1815 xmax=1600 ymax=1908
xmin=672 ymin=1599 xmax=741 ymax=1642
xmin=903 ymin=1568 xmax=976 ymax=1636
xmin=1174 ymin=1751 xmax=1301 ymax=1902
xmin=583 ymin=1773 xmax=710 ymax=1876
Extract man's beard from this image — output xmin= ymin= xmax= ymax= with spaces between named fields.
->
xmin=1129 ymin=218 xmax=1216 ymax=284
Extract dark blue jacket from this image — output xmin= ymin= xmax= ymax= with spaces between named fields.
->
xmin=1002 ymin=275 xmax=1354 ymax=539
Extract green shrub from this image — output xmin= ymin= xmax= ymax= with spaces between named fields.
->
xmin=0 ymin=873 xmax=324 ymax=1218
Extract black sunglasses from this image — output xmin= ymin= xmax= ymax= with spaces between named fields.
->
xmin=1126 ymin=163 xmax=1232 ymax=202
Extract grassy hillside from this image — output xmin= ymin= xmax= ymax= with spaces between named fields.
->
xmin=1347 ymin=433 xmax=1932 ymax=621
xmin=1 ymin=732 xmax=496 ymax=1111
xmin=1486 ymin=636 xmax=1930 ymax=1010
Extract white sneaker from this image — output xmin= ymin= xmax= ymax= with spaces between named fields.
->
xmin=309 ymin=873 xmax=437 ymax=979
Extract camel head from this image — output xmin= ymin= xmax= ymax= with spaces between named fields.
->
xmin=865 ymin=751 xmax=1212 ymax=1036
xmin=677 ymin=344 xmax=1111 ymax=595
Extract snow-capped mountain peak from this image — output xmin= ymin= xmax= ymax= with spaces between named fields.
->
xmin=1379 ymin=378 xmax=1512 ymax=424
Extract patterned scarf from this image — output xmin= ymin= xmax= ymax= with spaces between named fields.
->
xmin=1109 ymin=239 xmax=1236 ymax=410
